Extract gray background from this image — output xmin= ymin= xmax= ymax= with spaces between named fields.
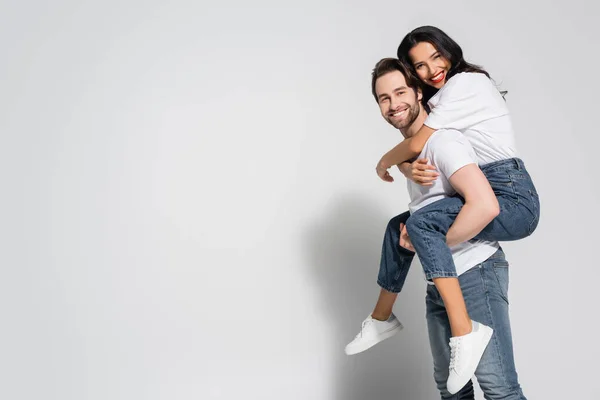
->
xmin=1 ymin=1 xmax=598 ymax=399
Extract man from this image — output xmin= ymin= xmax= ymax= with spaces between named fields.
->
xmin=346 ymin=58 xmax=527 ymax=399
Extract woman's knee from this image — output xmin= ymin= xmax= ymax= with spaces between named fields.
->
xmin=404 ymin=211 xmax=430 ymax=238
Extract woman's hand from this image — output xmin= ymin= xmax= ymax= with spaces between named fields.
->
xmin=376 ymin=160 xmax=394 ymax=182
xmin=399 ymin=158 xmax=439 ymax=186
xmin=399 ymin=223 xmax=415 ymax=252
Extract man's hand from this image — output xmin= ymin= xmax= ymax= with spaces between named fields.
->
xmin=399 ymin=223 xmax=415 ymax=252
xmin=376 ymin=159 xmax=394 ymax=182
xmin=401 ymin=158 xmax=439 ymax=186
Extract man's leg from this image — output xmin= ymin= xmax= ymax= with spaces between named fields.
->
xmin=406 ymin=206 xmax=493 ymax=394
xmin=406 ymin=159 xmax=538 ymax=393
xmin=345 ymin=212 xmax=414 ymax=355
xmin=460 ymin=249 xmax=527 ymax=400
xmin=426 ymin=284 xmax=475 ymax=400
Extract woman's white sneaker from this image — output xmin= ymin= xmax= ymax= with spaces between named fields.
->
xmin=446 ymin=320 xmax=494 ymax=394
xmin=344 ymin=313 xmax=403 ymax=355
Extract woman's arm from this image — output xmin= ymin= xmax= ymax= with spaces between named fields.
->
xmin=377 ymin=125 xmax=436 ymax=178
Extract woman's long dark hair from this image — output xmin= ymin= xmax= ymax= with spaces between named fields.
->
xmin=397 ymin=26 xmax=493 ymax=105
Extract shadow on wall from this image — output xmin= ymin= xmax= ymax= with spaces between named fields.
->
xmin=303 ymin=193 xmax=439 ymax=400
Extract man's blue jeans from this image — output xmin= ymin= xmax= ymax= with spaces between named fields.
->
xmin=426 ymin=249 xmax=526 ymax=399
xmin=377 ymin=158 xmax=540 ymax=291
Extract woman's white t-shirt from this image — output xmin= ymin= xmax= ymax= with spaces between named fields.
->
xmin=424 ymin=72 xmax=518 ymax=165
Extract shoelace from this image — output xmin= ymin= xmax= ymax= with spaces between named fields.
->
xmin=449 ymin=338 xmax=461 ymax=370
xmin=356 ymin=318 xmax=373 ymax=338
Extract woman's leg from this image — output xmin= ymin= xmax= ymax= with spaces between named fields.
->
xmin=471 ymin=158 xmax=540 ymax=242
xmin=373 ymin=211 xmax=414 ymax=320
xmin=405 ymin=158 xmax=539 ymax=334
xmin=433 ymin=277 xmax=472 ymax=336
xmin=371 ymin=289 xmax=398 ymax=321
xmin=426 ymin=284 xmax=476 ymax=400
xmin=373 ymin=159 xmax=538 ymax=316
xmin=345 ymin=211 xmax=414 ymax=355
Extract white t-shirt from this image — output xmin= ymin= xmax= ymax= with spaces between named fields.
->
xmin=408 ymin=129 xmax=499 ymax=277
xmin=425 ymin=72 xmax=518 ymax=165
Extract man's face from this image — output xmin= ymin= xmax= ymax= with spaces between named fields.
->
xmin=375 ymin=70 xmax=421 ymax=132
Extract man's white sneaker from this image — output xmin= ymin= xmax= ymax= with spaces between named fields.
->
xmin=446 ymin=320 xmax=494 ymax=394
xmin=344 ymin=313 xmax=403 ymax=355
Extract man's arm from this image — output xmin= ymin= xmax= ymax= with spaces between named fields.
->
xmin=446 ymin=164 xmax=499 ymax=247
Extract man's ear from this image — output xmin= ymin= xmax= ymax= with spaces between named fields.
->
xmin=417 ymin=88 xmax=423 ymax=102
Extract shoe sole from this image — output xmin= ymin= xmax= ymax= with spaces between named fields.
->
xmin=344 ymin=322 xmax=404 ymax=356
xmin=447 ymin=325 xmax=494 ymax=394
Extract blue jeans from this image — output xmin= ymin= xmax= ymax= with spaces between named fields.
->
xmin=426 ymin=249 xmax=526 ymax=399
xmin=377 ymin=158 xmax=540 ymax=291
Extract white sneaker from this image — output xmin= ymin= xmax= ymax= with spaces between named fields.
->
xmin=344 ymin=313 xmax=403 ymax=355
xmin=447 ymin=320 xmax=494 ymax=394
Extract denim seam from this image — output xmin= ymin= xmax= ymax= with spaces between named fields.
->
xmin=417 ymin=211 xmax=454 ymax=278
xmin=482 ymin=267 xmax=512 ymax=394
xmin=491 ymin=264 xmax=510 ymax=304
xmin=508 ymin=175 xmax=520 ymax=205
xmin=481 ymin=158 xmax=523 ymax=174
xmin=413 ymin=210 xmax=459 ymax=280
xmin=486 ymin=265 xmax=523 ymax=399
xmin=527 ymin=189 xmax=540 ymax=235
xmin=442 ymin=205 xmax=464 ymax=215
xmin=377 ymin=278 xmax=401 ymax=294
xmin=425 ymin=270 xmax=457 ymax=280
xmin=421 ymin=222 xmax=439 ymax=277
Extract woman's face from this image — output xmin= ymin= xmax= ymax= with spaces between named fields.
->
xmin=408 ymin=42 xmax=451 ymax=89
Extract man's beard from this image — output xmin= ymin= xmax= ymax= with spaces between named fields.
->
xmin=388 ymin=102 xmax=420 ymax=130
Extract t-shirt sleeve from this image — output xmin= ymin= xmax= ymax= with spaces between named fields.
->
xmin=424 ymin=73 xmax=498 ymax=130
xmin=430 ymin=132 xmax=477 ymax=178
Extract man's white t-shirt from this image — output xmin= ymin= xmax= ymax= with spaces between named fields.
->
xmin=425 ymin=72 xmax=518 ymax=165
xmin=407 ymin=129 xmax=499 ymax=277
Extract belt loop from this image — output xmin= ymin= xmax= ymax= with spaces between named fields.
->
xmin=515 ymin=158 xmax=521 ymax=171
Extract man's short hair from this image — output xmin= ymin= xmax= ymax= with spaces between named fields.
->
xmin=371 ymin=58 xmax=421 ymax=103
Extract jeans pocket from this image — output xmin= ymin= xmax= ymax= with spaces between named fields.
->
xmin=492 ymin=262 xmax=510 ymax=304
xmin=486 ymin=173 xmax=513 ymax=187
xmin=485 ymin=170 xmax=519 ymax=204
